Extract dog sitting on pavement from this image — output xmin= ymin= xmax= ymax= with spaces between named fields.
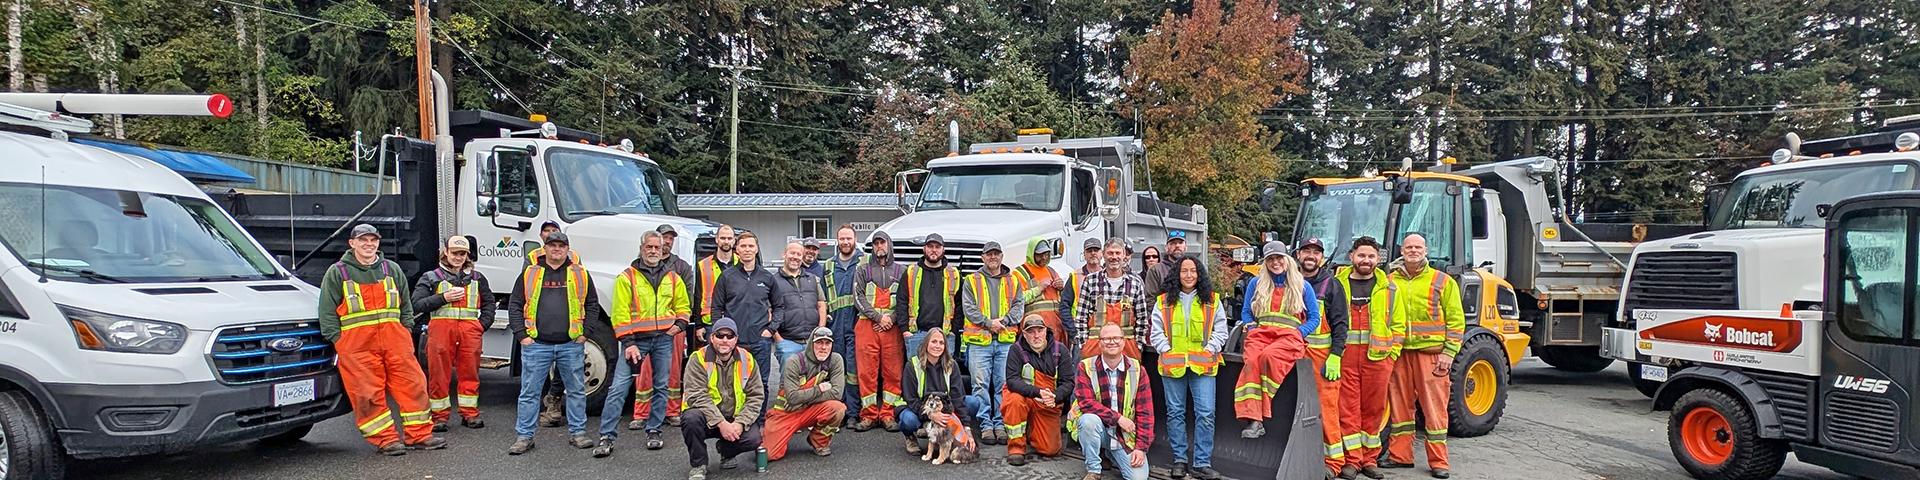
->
xmin=918 ymin=396 xmax=978 ymax=465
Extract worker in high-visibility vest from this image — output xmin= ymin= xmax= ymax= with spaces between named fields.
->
xmin=1233 ymin=241 xmax=1319 ymax=439
xmin=961 ymin=241 xmax=1024 ymax=446
xmin=412 ymin=235 xmax=496 ymax=432
xmin=1066 ymin=237 xmax=1104 ymax=347
xmin=1014 ymin=237 xmax=1072 ymax=346
xmin=596 ymin=230 xmax=689 ymax=458
xmin=1003 ymin=315 xmax=1076 ymax=467
xmin=1297 ymin=237 xmax=1352 ymax=478
xmin=1337 ymin=236 xmax=1394 ymax=480
xmin=851 ymin=231 xmax=908 ymax=432
xmin=897 ymin=234 xmax=960 ymax=357
xmin=822 ymin=224 xmax=867 ymax=428
xmin=763 ymin=326 xmax=846 ymax=461
xmin=633 ymin=224 xmax=696 ymax=431
xmin=1147 ymin=255 xmax=1228 ymax=480
xmin=319 ymin=224 xmax=446 ymax=455
xmin=689 ymin=224 xmax=739 ymax=349
xmin=528 ymin=221 xmax=581 ymax=429
xmin=680 ymin=318 xmax=765 ymax=479
xmin=1070 ymin=324 xmax=1157 ymax=480
xmin=507 ymin=232 xmax=604 ymax=455
xmin=1074 ymin=238 xmax=1150 ymax=359
xmin=1381 ymin=234 xmax=1464 ymax=480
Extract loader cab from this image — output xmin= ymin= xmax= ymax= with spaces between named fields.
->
xmin=1819 ymin=191 xmax=1920 ymax=471
xmin=1293 ymin=172 xmax=1477 ymax=273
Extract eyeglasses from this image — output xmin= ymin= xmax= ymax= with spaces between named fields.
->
xmin=713 ymin=333 xmax=737 ymax=340
xmin=1144 ymin=255 xmax=1160 ymax=261
xmin=1099 ymin=336 xmax=1126 ymax=342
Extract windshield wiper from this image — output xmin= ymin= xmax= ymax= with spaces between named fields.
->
xmin=27 ymin=262 xmax=130 ymax=283
xmin=979 ymin=201 xmax=1027 ymax=209
xmin=919 ymin=199 xmax=959 ymax=208
xmin=566 ymin=209 xmax=621 ymax=218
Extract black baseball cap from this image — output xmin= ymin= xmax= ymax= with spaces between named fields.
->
xmin=1297 ymin=238 xmax=1326 ymax=252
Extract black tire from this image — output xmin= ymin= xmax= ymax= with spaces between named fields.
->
xmin=1667 ymin=389 xmax=1787 ymax=480
xmin=1629 ymin=363 xmax=1663 ymax=399
xmin=1447 ymin=334 xmax=1507 ymax=438
xmin=257 ymin=425 xmax=314 ymax=446
xmin=581 ymin=313 xmax=618 ymax=416
xmin=0 ymin=389 xmax=67 ymax=480
xmin=1536 ymin=345 xmax=1615 ymax=373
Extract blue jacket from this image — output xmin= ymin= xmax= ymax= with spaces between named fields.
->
xmin=1240 ymin=272 xmax=1320 ymax=337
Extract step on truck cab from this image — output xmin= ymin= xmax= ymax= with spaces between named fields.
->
xmin=1642 ymin=189 xmax=1920 ymax=480
xmin=0 ymin=94 xmax=349 ymax=480
xmin=1607 ymin=116 xmax=1920 ymax=398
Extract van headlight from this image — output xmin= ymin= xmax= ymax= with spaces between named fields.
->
xmin=59 ymin=305 xmax=188 ymax=354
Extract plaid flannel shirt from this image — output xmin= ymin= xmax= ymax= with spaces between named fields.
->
xmin=1072 ymin=356 xmax=1156 ymax=451
xmin=1073 ymin=271 xmax=1151 ymax=346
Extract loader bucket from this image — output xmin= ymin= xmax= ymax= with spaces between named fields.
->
xmin=1144 ymin=349 xmax=1324 ymax=478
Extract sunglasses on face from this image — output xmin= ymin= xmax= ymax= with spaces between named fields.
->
xmin=713 ymin=333 xmax=737 ymax=340
xmin=1145 ymin=255 xmax=1160 ymax=260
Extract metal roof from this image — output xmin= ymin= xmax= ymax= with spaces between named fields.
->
xmin=679 ymin=193 xmax=898 ymax=210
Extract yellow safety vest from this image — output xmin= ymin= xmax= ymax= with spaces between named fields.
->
xmin=430 ymin=278 xmax=481 ymax=322
xmin=613 ymin=268 xmax=687 ymax=337
xmin=521 ymin=263 xmax=588 ymax=340
xmin=695 ymin=256 xmax=727 ymax=325
xmin=1066 ymin=356 xmax=1142 ymax=447
xmin=1155 ymin=292 xmax=1221 ymax=378
xmin=692 ymin=348 xmax=755 ymax=418
xmin=903 ymin=264 xmax=959 ymax=333
xmin=961 ymin=272 xmax=1018 ymax=345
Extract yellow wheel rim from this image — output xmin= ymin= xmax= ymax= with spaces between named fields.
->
xmin=1464 ymin=360 xmax=1498 ymax=416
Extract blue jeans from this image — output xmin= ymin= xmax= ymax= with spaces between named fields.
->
xmin=743 ymin=341 xmax=775 ymax=395
xmin=829 ymin=308 xmax=860 ymax=420
xmin=1162 ymin=373 xmax=1218 ymax=467
xmin=904 ymin=330 xmax=954 ymax=359
xmin=897 ymin=394 xmax=984 ymax=439
xmin=771 ymin=338 xmax=806 ymax=385
xmin=965 ymin=341 xmax=1011 ymax=429
xmin=517 ymin=341 xmax=587 ymax=438
xmin=1076 ymin=413 xmax=1150 ymax=480
xmin=601 ymin=335 xmax=674 ymax=437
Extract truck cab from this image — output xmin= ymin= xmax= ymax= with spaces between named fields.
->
xmin=1643 ymin=190 xmax=1920 ymax=480
xmin=879 ymin=129 xmax=1205 ymax=273
xmin=0 ymin=95 xmax=349 ymax=480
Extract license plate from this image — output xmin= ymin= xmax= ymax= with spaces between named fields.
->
xmin=1640 ymin=365 xmax=1668 ymax=383
xmin=274 ymin=379 xmax=316 ymax=407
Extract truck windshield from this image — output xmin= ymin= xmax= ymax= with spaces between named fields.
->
xmin=548 ymin=147 xmax=677 ymax=221
xmin=0 ymin=183 xmax=280 ymax=283
xmin=918 ymin=164 xmax=1064 ymax=212
xmin=1296 ymin=179 xmax=1458 ymax=268
xmin=1710 ymin=161 xmax=1920 ymax=230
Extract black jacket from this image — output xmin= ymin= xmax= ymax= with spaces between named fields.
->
xmin=411 ymin=266 xmax=498 ymax=330
xmin=506 ymin=257 xmax=605 ymax=344
xmin=712 ymin=263 xmax=780 ymax=345
xmin=1303 ymin=267 xmax=1349 ymax=348
xmin=1006 ymin=338 xmax=1076 ymax=401
xmin=902 ymin=354 xmax=967 ymax=418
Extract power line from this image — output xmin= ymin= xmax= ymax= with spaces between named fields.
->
xmin=738 ymin=119 xmax=873 ymax=137
xmin=1262 ymin=101 xmax=1916 ymax=122
xmin=434 ymin=32 xmax=532 ymax=114
xmin=1260 ymin=98 xmax=1915 ymax=114
xmin=212 ymin=0 xmax=400 ymax=33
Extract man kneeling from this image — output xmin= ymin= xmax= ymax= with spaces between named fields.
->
xmin=682 ymin=318 xmax=764 ymax=480
xmin=764 ymin=327 xmax=847 ymax=460
xmin=1070 ymin=324 xmax=1155 ymax=480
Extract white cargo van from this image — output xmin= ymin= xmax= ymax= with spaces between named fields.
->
xmin=0 ymin=95 xmax=346 ymax=480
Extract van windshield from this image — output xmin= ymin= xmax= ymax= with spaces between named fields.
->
xmin=0 ymin=183 xmax=280 ymax=283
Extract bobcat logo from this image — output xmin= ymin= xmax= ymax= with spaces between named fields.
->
xmin=1703 ymin=322 xmax=1723 ymax=342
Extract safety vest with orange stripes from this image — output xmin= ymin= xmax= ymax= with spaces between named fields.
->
xmin=1155 ymin=292 xmax=1222 ymax=377
xmin=521 ymin=263 xmax=589 ymax=340
xmin=903 ymin=263 xmax=960 ymax=333
xmin=695 ymin=255 xmax=728 ymax=325
xmin=335 ymin=262 xmax=403 ymax=334
xmin=961 ymin=271 xmax=1018 ymax=345
xmin=611 ymin=266 xmax=690 ymax=338
xmin=1378 ymin=262 xmax=1464 ymax=360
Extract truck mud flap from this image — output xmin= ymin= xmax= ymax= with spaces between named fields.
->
xmin=1140 ymin=353 xmax=1324 ymax=480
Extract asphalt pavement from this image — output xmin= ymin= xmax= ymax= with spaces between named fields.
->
xmin=70 ymin=333 xmax=1857 ymax=480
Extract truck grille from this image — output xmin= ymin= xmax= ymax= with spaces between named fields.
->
xmin=1751 ymin=370 xmax=1814 ymax=442
xmin=890 ymin=240 xmax=986 ymax=273
xmin=1823 ymin=392 xmax=1899 ymax=453
xmin=1622 ymin=252 xmax=1738 ymax=317
xmin=209 ymin=321 xmax=335 ymax=385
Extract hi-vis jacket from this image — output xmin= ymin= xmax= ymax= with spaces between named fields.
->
xmin=1377 ymin=261 xmax=1464 ymax=359
xmin=962 ymin=266 xmax=1025 ymax=345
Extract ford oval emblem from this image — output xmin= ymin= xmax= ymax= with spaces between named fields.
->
xmin=1672 ymin=243 xmax=1701 ymax=250
xmin=267 ymin=337 xmax=306 ymax=353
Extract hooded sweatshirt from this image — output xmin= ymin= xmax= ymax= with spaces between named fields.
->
xmin=507 ymin=255 xmax=605 ymax=344
xmin=853 ymin=251 xmax=906 ymax=322
xmin=775 ymin=349 xmax=845 ymax=410
xmin=1302 ymin=266 xmax=1349 ymax=350
xmin=318 ymin=251 xmax=414 ymax=342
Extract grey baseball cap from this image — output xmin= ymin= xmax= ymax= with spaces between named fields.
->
xmin=803 ymin=237 xmax=821 ymax=250
xmin=656 ymin=224 xmax=677 ymax=236
xmin=350 ymin=224 xmax=380 ymax=239
xmin=808 ymin=326 xmax=834 ymax=344
xmin=923 ymin=233 xmax=945 ymax=246
xmin=711 ymin=317 xmax=738 ymax=336
xmin=545 ymin=232 xmax=571 ymax=246
xmin=1032 ymin=239 xmax=1055 ymax=256
xmin=982 ymin=241 xmax=1003 ymax=254
xmin=1083 ymin=237 xmax=1102 ymax=251
xmin=1262 ymin=241 xmax=1290 ymax=258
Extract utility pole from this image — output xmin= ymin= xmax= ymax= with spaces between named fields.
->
xmin=709 ymin=61 xmax=759 ymax=194
xmin=413 ymin=0 xmax=433 ymax=140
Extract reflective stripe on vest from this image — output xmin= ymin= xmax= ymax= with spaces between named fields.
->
xmin=1014 ymin=265 xmax=1062 ymax=315
xmin=1252 ymin=285 xmax=1302 ymax=329
xmin=692 ymin=348 xmax=755 ymax=418
xmin=1155 ymin=292 xmax=1221 ymax=378
xmin=336 ymin=262 xmax=401 ymax=332
xmin=1334 ymin=266 xmax=1379 ymax=345
xmin=614 ymin=268 xmax=683 ymax=337
xmin=904 ymin=265 xmax=959 ymax=333
xmin=522 ymin=263 xmax=588 ymax=340
xmin=1089 ymin=279 xmax=1139 ymax=339
xmin=1067 ymin=357 xmax=1140 ymax=447
xmin=1404 ymin=268 xmax=1456 ymax=345
xmin=431 ymin=279 xmax=481 ymax=322
xmin=823 ymin=257 xmax=859 ymax=312
xmin=1369 ymin=279 xmax=1404 ymax=357
xmin=696 ymin=256 xmax=725 ymax=324
xmin=1307 ymin=277 xmax=1334 ymax=348
xmin=962 ymin=273 xmax=1017 ymax=345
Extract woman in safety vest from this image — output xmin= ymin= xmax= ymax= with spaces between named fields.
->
xmin=1147 ymin=255 xmax=1228 ymax=480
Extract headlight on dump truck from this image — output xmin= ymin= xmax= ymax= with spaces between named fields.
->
xmin=60 ymin=304 xmax=188 ymax=354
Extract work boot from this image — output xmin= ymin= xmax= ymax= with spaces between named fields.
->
xmin=1240 ymin=421 xmax=1265 ymax=439
xmin=668 ymin=415 xmax=682 ymax=428
xmin=814 ymin=445 xmax=832 ymax=457
xmin=1081 ymin=473 xmax=1101 ymax=480
xmin=377 ymin=442 xmax=407 ymax=456
xmin=592 ymin=436 xmax=614 ymax=458
xmin=853 ymin=418 xmax=877 ymax=432
xmin=507 ymin=438 xmax=535 ymax=455
xmin=1191 ymin=466 xmax=1223 ymax=480
xmin=629 ymin=419 xmax=646 ymax=431
xmin=1006 ymin=453 xmax=1028 ymax=466
xmin=1358 ymin=466 xmax=1387 ymax=479
xmin=409 ymin=436 xmax=448 ymax=450
xmin=992 ymin=427 xmax=1008 ymax=445
xmin=1171 ymin=462 xmax=1188 ymax=478
xmin=1338 ymin=466 xmax=1358 ymax=479
xmin=1380 ymin=460 xmax=1415 ymax=469
xmin=687 ymin=466 xmax=707 ymax=480
xmin=538 ymin=394 xmax=564 ymax=427
xmin=461 ymin=417 xmax=485 ymax=429
xmin=570 ymin=435 xmax=596 ymax=449
xmin=720 ymin=456 xmax=740 ymax=470
xmin=905 ymin=437 xmax=923 ymax=455
xmin=882 ymin=418 xmax=900 ymax=432
xmin=1431 ymin=469 xmax=1451 ymax=479
xmin=646 ymin=431 xmax=666 ymax=450
xmin=432 ymin=422 xmax=448 ymax=433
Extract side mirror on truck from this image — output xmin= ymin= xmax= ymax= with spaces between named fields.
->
xmin=895 ymin=168 xmax=929 ymax=214
xmin=1098 ymin=166 xmax=1124 ymax=221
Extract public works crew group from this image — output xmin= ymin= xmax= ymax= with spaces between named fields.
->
xmin=318 ymin=220 xmax=1464 ymax=480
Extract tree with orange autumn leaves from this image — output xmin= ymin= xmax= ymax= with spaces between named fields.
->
xmin=1123 ymin=0 xmax=1306 ymax=234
